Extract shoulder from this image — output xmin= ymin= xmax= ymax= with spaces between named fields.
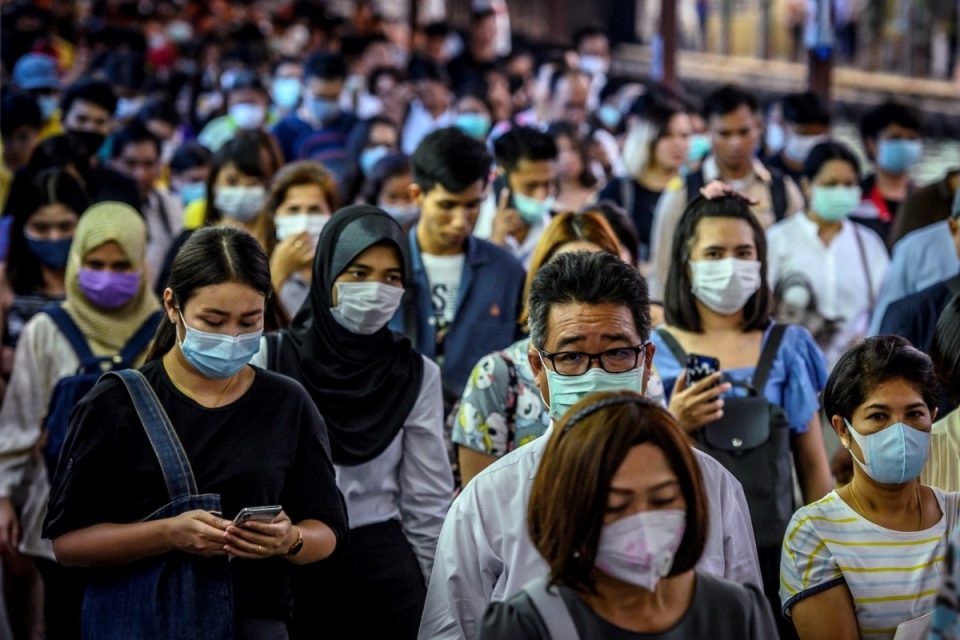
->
xmin=691 ymin=448 xmax=740 ymax=488
xmin=894 ymin=221 xmax=949 ymax=255
xmin=252 ymin=366 xmax=312 ymax=399
xmin=478 ymin=590 xmax=547 ymax=640
xmin=420 ymin=354 xmax=441 ymax=386
xmin=767 ymin=214 xmax=802 ymax=240
xmin=472 ymin=238 xmax=525 ymax=274
xmin=776 ymin=324 xmax=824 ymax=364
xmin=696 ymin=571 xmax=767 ymax=610
xmin=785 ymin=491 xmax=845 ymax=538
xmin=469 ymin=432 xmax=545 ymax=491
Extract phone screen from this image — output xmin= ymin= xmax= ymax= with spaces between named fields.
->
xmin=686 ymin=354 xmax=720 ymax=384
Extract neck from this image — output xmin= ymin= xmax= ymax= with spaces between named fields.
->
xmin=582 ymin=570 xmax=694 ymax=630
xmin=696 ymin=301 xmax=745 ymax=333
xmin=716 ymin=159 xmax=751 ymax=181
xmin=40 ymin=266 xmax=66 ymax=296
xmin=876 ymin=170 xmax=909 ymax=196
xmin=163 ymin=344 xmax=233 ymax=397
xmin=641 ymin=164 xmax=678 ymax=191
xmin=851 ymin=470 xmax=919 ymax=515
xmin=807 ymin=211 xmax=843 ymax=244
xmin=416 ymin=224 xmax=463 ymax=257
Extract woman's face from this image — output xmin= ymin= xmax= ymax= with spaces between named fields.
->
xmin=25 ymin=204 xmax=79 ymax=241
xmin=689 ymin=217 xmax=757 ymax=262
xmin=275 ymin=183 xmax=332 ymax=217
xmin=653 ymin=113 xmax=692 ymax=173
xmin=555 ymin=135 xmax=584 ymax=181
xmin=214 ymin=162 xmax=263 ymax=189
xmin=331 ymin=243 xmax=403 ymax=305
xmin=811 ymin=158 xmax=858 ymax=189
xmin=367 ymin=122 xmax=398 ymax=150
xmin=379 ymin=173 xmax=414 ymax=207
xmin=82 ymin=240 xmax=135 ymax=273
xmin=840 ymin=378 xmax=934 ymax=450
xmin=604 ymin=443 xmax=686 ymax=525
xmin=167 ymin=282 xmax=265 ymax=337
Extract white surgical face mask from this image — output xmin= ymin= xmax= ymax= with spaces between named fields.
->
xmin=783 ymin=132 xmax=828 ymax=163
xmin=380 ymin=203 xmax=420 ymax=227
xmin=215 ymin=185 xmax=266 ymax=222
xmin=229 ymin=102 xmax=266 ymax=130
xmin=330 ymin=281 xmax=404 ymax=335
xmin=275 ymin=213 xmax=330 ymax=244
xmin=595 ymin=509 xmax=686 ymax=591
xmin=689 ymin=258 xmax=762 ymax=315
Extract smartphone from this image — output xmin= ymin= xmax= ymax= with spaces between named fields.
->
xmin=686 ymin=354 xmax=720 ymax=384
xmin=233 ymin=505 xmax=282 ymax=525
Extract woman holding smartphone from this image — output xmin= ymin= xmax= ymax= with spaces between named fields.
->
xmin=43 ymin=227 xmax=347 ymax=639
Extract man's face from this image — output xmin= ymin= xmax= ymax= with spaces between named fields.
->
xmin=4 ymin=124 xmax=39 ymax=170
xmin=528 ymin=302 xmax=654 ymax=409
xmin=551 ymin=75 xmax=590 ymax=128
xmin=113 ymin=140 xmax=160 ymax=198
xmin=305 ymin=77 xmax=344 ymax=102
xmin=709 ymin=105 xmax=760 ymax=173
xmin=866 ymin=123 xmax=922 ymax=159
xmin=63 ymin=98 xmax=112 ymax=135
xmin=411 ymin=179 xmax=485 ymax=254
xmin=578 ymin=34 xmax=610 ymax=62
xmin=472 ymin=15 xmax=497 ymax=49
xmin=507 ymin=158 xmax=556 ymax=201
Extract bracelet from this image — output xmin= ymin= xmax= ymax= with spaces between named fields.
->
xmin=285 ymin=526 xmax=304 ymax=557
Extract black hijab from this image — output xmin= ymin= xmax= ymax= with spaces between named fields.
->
xmin=274 ymin=204 xmax=424 ymax=465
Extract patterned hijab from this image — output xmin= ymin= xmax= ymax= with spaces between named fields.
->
xmin=61 ymin=202 xmax=160 ymax=354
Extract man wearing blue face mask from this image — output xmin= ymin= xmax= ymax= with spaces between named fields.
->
xmin=419 ymin=251 xmax=762 ymax=640
xmin=764 ymin=91 xmax=831 ymax=187
xmin=478 ymin=127 xmax=559 ymax=268
xmin=853 ymin=101 xmax=923 ymax=244
xmin=272 ymin=52 xmax=357 ymax=163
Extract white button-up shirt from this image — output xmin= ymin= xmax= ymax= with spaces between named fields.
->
xmin=417 ymin=426 xmax=762 ymax=640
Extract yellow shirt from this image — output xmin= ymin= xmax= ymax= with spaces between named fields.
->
xmin=921 ymin=408 xmax=960 ymax=492
xmin=183 ymin=199 xmax=207 ymax=230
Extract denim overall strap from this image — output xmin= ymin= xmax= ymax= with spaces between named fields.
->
xmin=103 ymin=370 xmax=198 ymax=500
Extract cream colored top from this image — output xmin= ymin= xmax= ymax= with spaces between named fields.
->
xmin=921 ymin=408 xmax=960 ymax=492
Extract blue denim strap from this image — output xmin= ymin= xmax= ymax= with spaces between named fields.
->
xmin=104 ymin=369 xmax=198 ymax=499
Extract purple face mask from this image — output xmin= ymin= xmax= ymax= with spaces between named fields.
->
xmin=78 ymin=268 xmax=141 ymax=309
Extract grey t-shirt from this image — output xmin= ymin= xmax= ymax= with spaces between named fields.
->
xmin=477 ymin=571 xmax=777 ymax=640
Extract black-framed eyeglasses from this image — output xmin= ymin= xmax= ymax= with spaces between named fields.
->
xmin=539 ymin=343 xmax=649 ymax=377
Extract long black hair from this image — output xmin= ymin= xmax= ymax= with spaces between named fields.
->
xmin=664 ymin=194 xmax=771 ymax=333
xmin=147 ymin=226 xmax=272 ymax=360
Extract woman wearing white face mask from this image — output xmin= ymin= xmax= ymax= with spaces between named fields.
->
xmin=360 ymin=153 xmax=419 ymax=231
xmin=653 ymin=186 xmax=833 ymax=637
xmin=252 ymin=205 xmax=454 ymax=640
xmin=478 ymin=392 xmax=777 ymax=639
xmin=781 ymin=336 xmax=955 ymax=640
xmin=767 ymin=141 xmax=889 ymax=369
xmin=266 ymin=161 xmax=339 ymax=316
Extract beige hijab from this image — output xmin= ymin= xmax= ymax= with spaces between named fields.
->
xmin=62 ymin=202 xmax=160 ymax=354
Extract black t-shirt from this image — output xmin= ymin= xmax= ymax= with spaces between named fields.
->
xmin=598 ymin=177 xmax=663 ymax=260
xmin=44 ymin=359 xmax=348 ymax=621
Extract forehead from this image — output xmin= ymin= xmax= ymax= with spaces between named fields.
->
xmin=857 ymin=378 xmax=927 ymax=411
xmin=120 ymin=140 xmax=158 ymax=158
xmin=68 ymin=99 xmax=110 ymax=119
xmin=84 ymin=240 xmax=129 ymax=261
xmin=514 ymin=158 xmax=555 ymax=179
xmin=544 ymin=302 xmax=640 ymax=343
xmin=692 ymin=217 xmax=756 ymax=247
xmin=425 ymin=179 xmax=486 ymax=201
xmin=709 ymin=105 xmax=756 ymax=130
xmin=283 ymin=183 xmax=326 ymax=202
xmin=612 ymin=443 xmax=678 ymax=489
xmin=187 ymin=282 xmax=265 ymax=310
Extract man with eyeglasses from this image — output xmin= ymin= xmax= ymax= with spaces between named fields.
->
xmin=418 ymin=251 xmax=762 ymax=640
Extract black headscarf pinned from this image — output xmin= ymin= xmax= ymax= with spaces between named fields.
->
xmin=273 ymin=204 xmax=424 ymax=465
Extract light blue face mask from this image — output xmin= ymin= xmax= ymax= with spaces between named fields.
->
xmin=360 ymin=145 xmax=390 ymax=177
xmin=177 ymin=311 xmax=262 ymax=379
xmin=307 ymin=95 xmax=340 ymax=124
xmin=272 ymin=77 xmax=302 ymax=110
xmin=810 ymin=185 xmax=862 ymax=222
xmin=598 ymin=104 xmax=622 ymax=130
xmin=178 ymin=181 xmax=206 ymax=207
xmin=687 ymin=134 xmax=711 ymax=164
xmin=453 ymin=112 xmax=492 ymax=139
xmin=876 ymin=139 xmax=923 ymax=174
xmin=844 ymin=418 xmax=930 ymax=485
xmin=513 ymin=191 xmax=555 ymax=225
xmin=544 ymin=365 xmax=644 ymax=422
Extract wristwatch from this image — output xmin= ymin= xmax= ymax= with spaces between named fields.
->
xmin=285 ymin=527 xmax=304 ymax=557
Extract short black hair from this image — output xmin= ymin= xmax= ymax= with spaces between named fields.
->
xmin=664 ymin=195 xmax=771 ymax=332
xmin=102 ymin=52 xmax=146 ymax=91
xmin=137 ymin=97 xmax=180 ymax=127
xmin=110 ymin=121 xmax=161 ymax=159
xmin=61 ymin=78 xmax=117 ymax=117
xmin=493 ymin=126 xmax=558 ymax=173
xmin=169 ymin=142 xmax=213 ymax=175
xmin=702 ymin=85 xmax=758 ymax=120
xmin=860 ymin=100 xmax=922 ymax=141
xmin=572 ymin=26 xmax=607 ymax=50
xmin=781 ymin=91 xmax=831 ymax=126
xmin=528 ymin=251 xmax=652 ymax=349
xmin=0 ymin=89 xmax=42 ymax=138
xmin=424 ymin=21 xmax=450 ymax=38
xmin=407 ymin=56 xmax=450 ymax=84
xmin=411 ymin=127 xmax=491 ymax=194
xmin=803 ymin=140 xmax=861 ymax=182
xmin=305 ymin=51 xmax=347 ymax=81
xmin=227 ymin=70 xmax=268 ymax=96
xmin=823 ymin=336 xmax=940 ymax=419
xmin=930 ymin=296 xmax=960 ymax=405
xmin=470 ymin=7 xmax=496 ymax=22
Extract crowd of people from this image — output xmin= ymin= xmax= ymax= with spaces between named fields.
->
xmin=0 ymin=1 xmax=958 ymax=639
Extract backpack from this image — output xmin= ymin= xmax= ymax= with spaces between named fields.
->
xmin=686 ymin=167 xmax=789 ymax=222
xmin=657 ymin=324 xmax=794 ymax=549
xmin=42 ymin=306 xmax=162 ymax=479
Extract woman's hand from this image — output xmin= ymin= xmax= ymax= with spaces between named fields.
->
xmin=270 ymin=232 xmax=314 ymax=290
xmin=223 ymin=511 xmax=297 ymax=560
xmin=0 ymin=497 xmax=20 ymax=554
xmin=668 ymin=371 xmax=732 ymax=433
xmin=699 ymin=180 xmax=759 ymax=205
xmin=163 ymin=510 xmax=231 ymax=557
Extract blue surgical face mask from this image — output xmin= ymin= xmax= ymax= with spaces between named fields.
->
xmin=876 ymin=139 xmax=923 ymax=174
xmin=178 ymin=181 xmax=206 ymax=207
xmin=453 ymin=112 xmax=492 ymax=139
xmin=177 ymin=310 xmax=262 ymax=379
xmin=360 ymin=145 xmax=390 ymax=177
xmin=598 ymin=104 xmax=622 ymax=130
xmin=513 ymin=191 xmax=555 ymax=225
xmin=26 ymin=235 xmax=72 ymax=269
xmin=844 ymin=418 xmax=930 ymax=485
xmin=38 ymin=95 xmax=59 ymax=121
xmin=307 ymin=95 xmax=340 ymax=124
xmin=687 ymin=134 xmax=711 ymax=164
xmin=544 ymin=364 xmax=645 ymax=422
xmin=272 ymin=77 xmax=302 ymax=110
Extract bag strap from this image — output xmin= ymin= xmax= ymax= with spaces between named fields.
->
xmin=103 ymin=369 xmax=198 ymax=500
xmin=523 ymin=576 xmax=579 ymax=640
xmin=769 ymin=171 xmax=788 ymax=221
xmin=497 ymin=351 xmax=519 ymax=447
xmin=752 ymin=324 xmax=787 ymax=391
xmin=655 ymin=327 xmax=688 ymax=363
xmin=684 ymin=168 xmax=706 ymax=206
xmin=44 ymin=305 xmax=95 ymax=363
xmin=852 ymin=224 xmax=876 ymax=316
xmin=117 ymin=311 xmax=162 ymax=367
xmin=619 ymin=177 xmax=636 ymax=218
xmin=266 ymin=332 xmax=283 ymax=371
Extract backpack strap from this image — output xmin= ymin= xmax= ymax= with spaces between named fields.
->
xmin=752 ymin=324 xmax=788 ymax=392
xmin=117 ymin=311 xmax=163 ymax=367
xmin=103 ymin=369 xmax=198 ymax=500
xmin=497 ymin=351 xmax=519 ymax=448
xmin=44 ymin=305 xmax=95 ymax=363
xmin=852 ymin=224 xmax=876 ymax=316
xmin=619 ymin=177 xmax=636 ymax=218
xmin=769 ymin=171 xmax=788 ymax=221
xmin=684 ymin=168 xmax=706 ymax=205
xmin=655 ymin=327 xmax=688 ymax=364
xmin=523 ymin=576 xmax=579 ymax=640
xmin=266 ymin=332 xmax=283 ymax=371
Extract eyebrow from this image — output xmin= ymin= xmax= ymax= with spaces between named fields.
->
xmin=350 ymin=262 xmax=402 ymax=273
xmin=609 ymin=480 xmax=680 ymax=495
xmin=863 ymin=402 xmax=927 ymax=411
xmin=555 ymin=332 xmax=633 ymax=349
xmin=200 ymin=308 xmax=263 ymax=317
xmin=702 ymin=244 xmax=755 ymax=252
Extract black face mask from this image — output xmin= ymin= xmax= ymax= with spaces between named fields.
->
xmin=67 ymin=130 xmax=106 ymax=160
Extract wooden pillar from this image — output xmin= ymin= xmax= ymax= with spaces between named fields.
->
xmin=807 ymin=0 xmax=833 ymax=104
xmin=660 ymin=0 xmax=679 ymax=89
